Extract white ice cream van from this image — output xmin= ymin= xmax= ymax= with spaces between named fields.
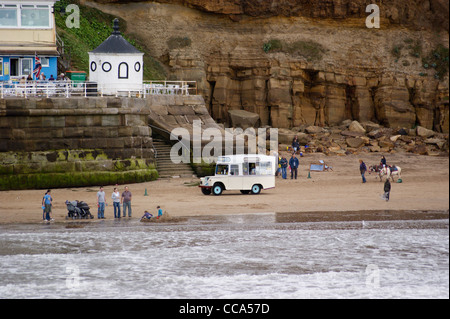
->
xmin=199 ymin=154 xmax=276 ymax=195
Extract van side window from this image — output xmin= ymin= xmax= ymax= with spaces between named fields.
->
xmin=259 ymin=162 xmax=272 ymax=175
xmin=216 ymin=164 xmax=228 ymax=175
xmin=249 ymin=163 xmax=256 ymax=175
xmin=230 ymin=165 xmax=239 ymax=176
xmin=242 ymin=163 xmax=249 ymax=175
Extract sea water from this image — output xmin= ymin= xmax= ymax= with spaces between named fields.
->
xmin=0 ymin=215 xmax=448 ymax=299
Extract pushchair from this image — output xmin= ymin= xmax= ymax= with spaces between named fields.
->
xmin=65 ymin=200 xmax=94 ymax=219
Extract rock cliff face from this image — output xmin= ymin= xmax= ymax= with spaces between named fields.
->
xmin=91 ymin=0 xmax=449 ymax=31
xmin=86 ymin=0 xmax=449 ymax=132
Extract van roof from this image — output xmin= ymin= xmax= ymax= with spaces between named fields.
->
xmin=217 ymin=154 xmax=275 ymax=164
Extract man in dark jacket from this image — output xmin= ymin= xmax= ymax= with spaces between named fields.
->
xmin=289 ymin=154 xmax=299 ymax=180
xmin=359 ymin=159 xmax=367 ymax=183
xmin=279 ymin=156 xmax=288 ymax=179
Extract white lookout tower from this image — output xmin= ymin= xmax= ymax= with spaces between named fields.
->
xmin=88 ymin=19 xmax=144 ymax=95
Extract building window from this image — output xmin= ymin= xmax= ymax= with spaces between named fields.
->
xmin=0 ymin=5 xmax=18 ymax=27
xmin=9 ymin=58 xmax=33 ymax=77
xmin=102 ymin=62 xmax=112 ymax=72
xmin=0 ymin=4 xmax=52 ymax=28
xmin=90 ymin=61 xmax=97 ymax=72
xmin=20 ymin=58 xmax=32 ymax=77
xmin=118 ymin=62 xmax=128 ymax=79
xmin=20 ymin=5 xmax=50 ymax=28
xmin=40 ymin=57 xmax=49 ymax=67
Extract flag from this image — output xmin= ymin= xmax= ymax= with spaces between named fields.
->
xmin=33 ymin=54 xmax=42 ymax=79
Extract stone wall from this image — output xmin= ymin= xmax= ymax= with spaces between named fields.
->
xmin=0 ymin=97 xmax=157 ymax=190
xmin=146 ymin=94 xmax=223 ymax=138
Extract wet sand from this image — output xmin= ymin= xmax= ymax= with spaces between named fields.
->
xmin=0 ymin=153 xmax=448 ymax=224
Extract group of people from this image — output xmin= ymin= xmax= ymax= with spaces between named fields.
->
xmin=19 ymin=73 xmax=68 ymax=84
xmin=359 ymin=156 xmax=391 ymax=202
xmin=41 ymin=185 xmax=163 ymax=222
xmin=97 ymin=186 xmax=133 ymax=219
xmin=278 ymin=153 xmax=300 ymax=180
xmin=98 ymin=185 xmax=163 ymax=220
xmin=141 ymin=207 xmax=164 ymax=220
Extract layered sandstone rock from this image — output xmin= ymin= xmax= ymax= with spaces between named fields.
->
xmin=90 ymin=0 xmax=449 ymax=32
xmin=85 ymin=0 xmax=449 ymax=133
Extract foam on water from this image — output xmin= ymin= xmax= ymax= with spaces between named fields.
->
xmin=0 ymin=218 xmax=448 ymax=299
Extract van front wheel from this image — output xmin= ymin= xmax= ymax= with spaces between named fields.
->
xmin=213 ymin=184 xmax=223 ymax=196
xmin=201 ymin=188 xmax=211 ymax=195
xmin=251 ymin=184 xmax=261 ymax=195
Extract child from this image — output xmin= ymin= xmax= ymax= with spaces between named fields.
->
xmin=141 ymin=211 xmax=153 ymax=220
xmin=157 ymin=206 xmax=163 ymax=219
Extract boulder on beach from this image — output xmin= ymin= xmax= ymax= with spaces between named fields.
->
xmin=305 ymin=125 xmax=325 ymax=134
xmin=228 ymin=109 xmax=260 ymax=129
xmin=278 ymin=128 xmax=310 ymax=145
xmin=416 ymin=126 xmax=435 ymax=138
xmin=348 ymin=121 xmax=366 ymax=134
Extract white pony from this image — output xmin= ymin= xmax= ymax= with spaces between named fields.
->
xmin=379 ymin=166 xmax=402 ymax=182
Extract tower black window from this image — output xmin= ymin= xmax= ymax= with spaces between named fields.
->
xmin=118 ymin=62 xmax=129 ymax=79
xmin=102 ymin=62 xmax=112 ymax=72
xmin=134 ymin=62 xmax=141 ymax=72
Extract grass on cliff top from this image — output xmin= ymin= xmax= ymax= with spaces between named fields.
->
xmin=54 ymin=0 xmax=166 ymax=80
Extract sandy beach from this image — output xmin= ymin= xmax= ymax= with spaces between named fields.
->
xmin=0 ymin=152 xmax=448 ymax=225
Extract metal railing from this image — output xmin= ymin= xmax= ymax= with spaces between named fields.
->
xmin=0 ymin=81 xmax=95 ymax=98
xmin=0 ymin=80 xmax=198 ymax=98
xmin=142 ymin=81 xmax=197 ymax=97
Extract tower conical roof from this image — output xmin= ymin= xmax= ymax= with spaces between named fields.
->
xmin=90 ymin=19 xmax=142 ymax=54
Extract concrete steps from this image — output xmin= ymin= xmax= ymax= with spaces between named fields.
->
xmin=153 ymin=138 xmax=196 ymax=178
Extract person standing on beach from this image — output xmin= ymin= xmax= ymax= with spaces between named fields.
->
xmin=292 ymin=136 xmax=300 ymax=154
xmin=289 ymin=153 xmax=299 ymax=180
xmin=384 ymin=179 xmax=391 ymax=201
xmin=42 ymin=191 xmax=47 ymax=221
xmin=359 ymin=159 xmax=367 ymax=183
xmin=121 ymin=186 xmax=132 ymax=217
xmin=279 ymin=156 xmax=288 ymax=179
xmin=97 ymin=186 xmax=106 ymax=219
xmin=42 ymin=189 xmax=53 ymax=222
xmin=157 ymin=206 xmax=163 ymax=219
xmin=111 ymin=187 xmax=121 ymax=218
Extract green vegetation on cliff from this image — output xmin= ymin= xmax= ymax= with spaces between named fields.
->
xmin=0 ymin=150 xmax=158 ymax=190
xmin=54 ymin=0 xmax=166 ymax=80
xmin=263 ymin=39 xmax=326 ymax=62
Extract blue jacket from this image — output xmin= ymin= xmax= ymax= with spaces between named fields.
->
xmin=289 ymin=157 xmax=299 ymax=169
